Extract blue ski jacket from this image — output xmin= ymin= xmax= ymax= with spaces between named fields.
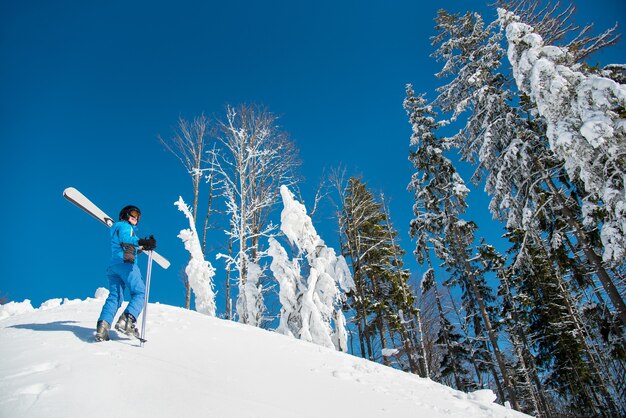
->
xmin=110 ymin=221 xmax=140 ymax=265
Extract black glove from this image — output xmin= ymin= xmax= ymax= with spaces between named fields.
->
xmin=139 ymin=235 xmax=157 ymax=251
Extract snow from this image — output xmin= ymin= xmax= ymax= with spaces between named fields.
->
xmin=268 ymin=236 xmax=301 ymax=338
xmin=381 ymin=348 xmax=400 ymax=357
xmin=0 ymin=293 xmax=530 ymax=418
xmin=0 ymin=300 xmax=34 ymax=320
xmin=236 ymin=259 xmax=264 ymax=326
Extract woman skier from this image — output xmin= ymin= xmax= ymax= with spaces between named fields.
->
xmin=95 ymin=205 xmax=156 ymax=342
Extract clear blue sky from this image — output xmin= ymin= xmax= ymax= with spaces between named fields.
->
xmin=1 ymin=0 xmax=624 ymax=310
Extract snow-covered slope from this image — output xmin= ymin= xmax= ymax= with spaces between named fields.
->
xmin=0 ymin=293 xmax=529 ymax=418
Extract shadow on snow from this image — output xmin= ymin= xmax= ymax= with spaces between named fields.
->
xmin=10 ymin=321 xmax=95 ymax=342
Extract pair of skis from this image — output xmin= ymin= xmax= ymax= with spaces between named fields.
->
xmin=63 ymin=187 xmax=170 ymax=347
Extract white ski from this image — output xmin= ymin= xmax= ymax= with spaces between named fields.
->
xmin=63 ymin=187 xmax=171 ymax=269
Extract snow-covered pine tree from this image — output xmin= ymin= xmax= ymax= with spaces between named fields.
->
xmin=405 ymin=84 xmax=519 ymax=409
xmin=499 ymin=9 xmax=626 ymax=269
xmin=496 ymin=8 xmax=626 ymax=329
xmin=404 ymin=84 xmax=479 ymax=389
xmin=174 ymin=197 xmax=217 ymax=316
xmin=268 ymin=185 xmax=354 ymax=351
xmin=334 ymin=176 xmax=376 ymax=360
xmin=444 ymin=284 xmax=488 ymax=391
xmin=431 ymin=9 xmax=543 ymax=231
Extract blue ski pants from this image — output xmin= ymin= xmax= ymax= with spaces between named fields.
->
xmin=98 ymin=262 xmax=145 ymax=325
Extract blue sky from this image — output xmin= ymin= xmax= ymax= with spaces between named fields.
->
xmin=1 ymin=0 xmax=624 ymax=311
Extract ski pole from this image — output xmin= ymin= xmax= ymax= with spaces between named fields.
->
xmin=140 ymin=250 xmax=154 ymax=347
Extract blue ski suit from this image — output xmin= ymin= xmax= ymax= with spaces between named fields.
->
xmin=98 ymin=221 xmax=146 ymax=325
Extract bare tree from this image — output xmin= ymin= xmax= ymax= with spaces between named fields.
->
xmin=159 ymin=115 xmax=217 ymax=309
xmin=210 ymin=104 xmax=300 ymax=325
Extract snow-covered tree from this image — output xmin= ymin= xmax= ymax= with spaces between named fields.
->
xmin=211 ymin=104 xmax=300 ymax=326
xmin=405 ymin=84 xmax=519 ymax=409
xmin=499 ymin=9 xmax=626 ymax=266
xmin=268 ymin=236 xmax=302 ymax=338
xmin=174 ymin=197 xmax=216 ymax=316
xmin=495 ymin=7 xmax=626 ymax=331
xmin=268 ymin=185 xmax=354 ymax=351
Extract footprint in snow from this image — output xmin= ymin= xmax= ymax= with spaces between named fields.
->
xmin=331 ymin=369 xmax=354 ymax=380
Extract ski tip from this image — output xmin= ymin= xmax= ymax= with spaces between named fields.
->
xmin=63 ymin=186 xmax=77 ymax=197
xmin=150 ymin=252 xmax=171 ymax=270
xmin=152 ymin=259 xmax=170 ymax=270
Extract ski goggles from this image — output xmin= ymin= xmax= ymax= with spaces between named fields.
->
xmin=129 ymin=210 xmax=141 ymax=220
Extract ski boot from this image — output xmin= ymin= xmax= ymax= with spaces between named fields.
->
xmin=95 ymin=320 xmax=110 ymax=342
xmin=115 ymin=312 xmax=140 ymax=339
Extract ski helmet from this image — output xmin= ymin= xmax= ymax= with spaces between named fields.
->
xmin=119 ymin=205 xmax=141 ymax=221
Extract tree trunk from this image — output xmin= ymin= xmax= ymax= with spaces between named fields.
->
xmin=238 ymin=165 xmax=248 ymax=323
xmin=450 ymin=228 xmax=519 ymax=409
xmin=184 ymin=274 xmax=191 ymax=311
xmin=186 ymin=168 xmax=202 ymax=310
xmin=415 ymin=308 xmax=430 ymax=377
xmin=399 ymin=322 xmax=421 ymax=374
xmin=356 ymin=315 xmax=367 ymax=359
xmin=201 ymin=177 xmax=215 ymax=256
xmin=225 ymin=229 xmax=234 ymax=320
xmin=444 ymin=225 xmax=512 ymax=404
xmin=376 ymin=314 xmax=391 ymax=366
